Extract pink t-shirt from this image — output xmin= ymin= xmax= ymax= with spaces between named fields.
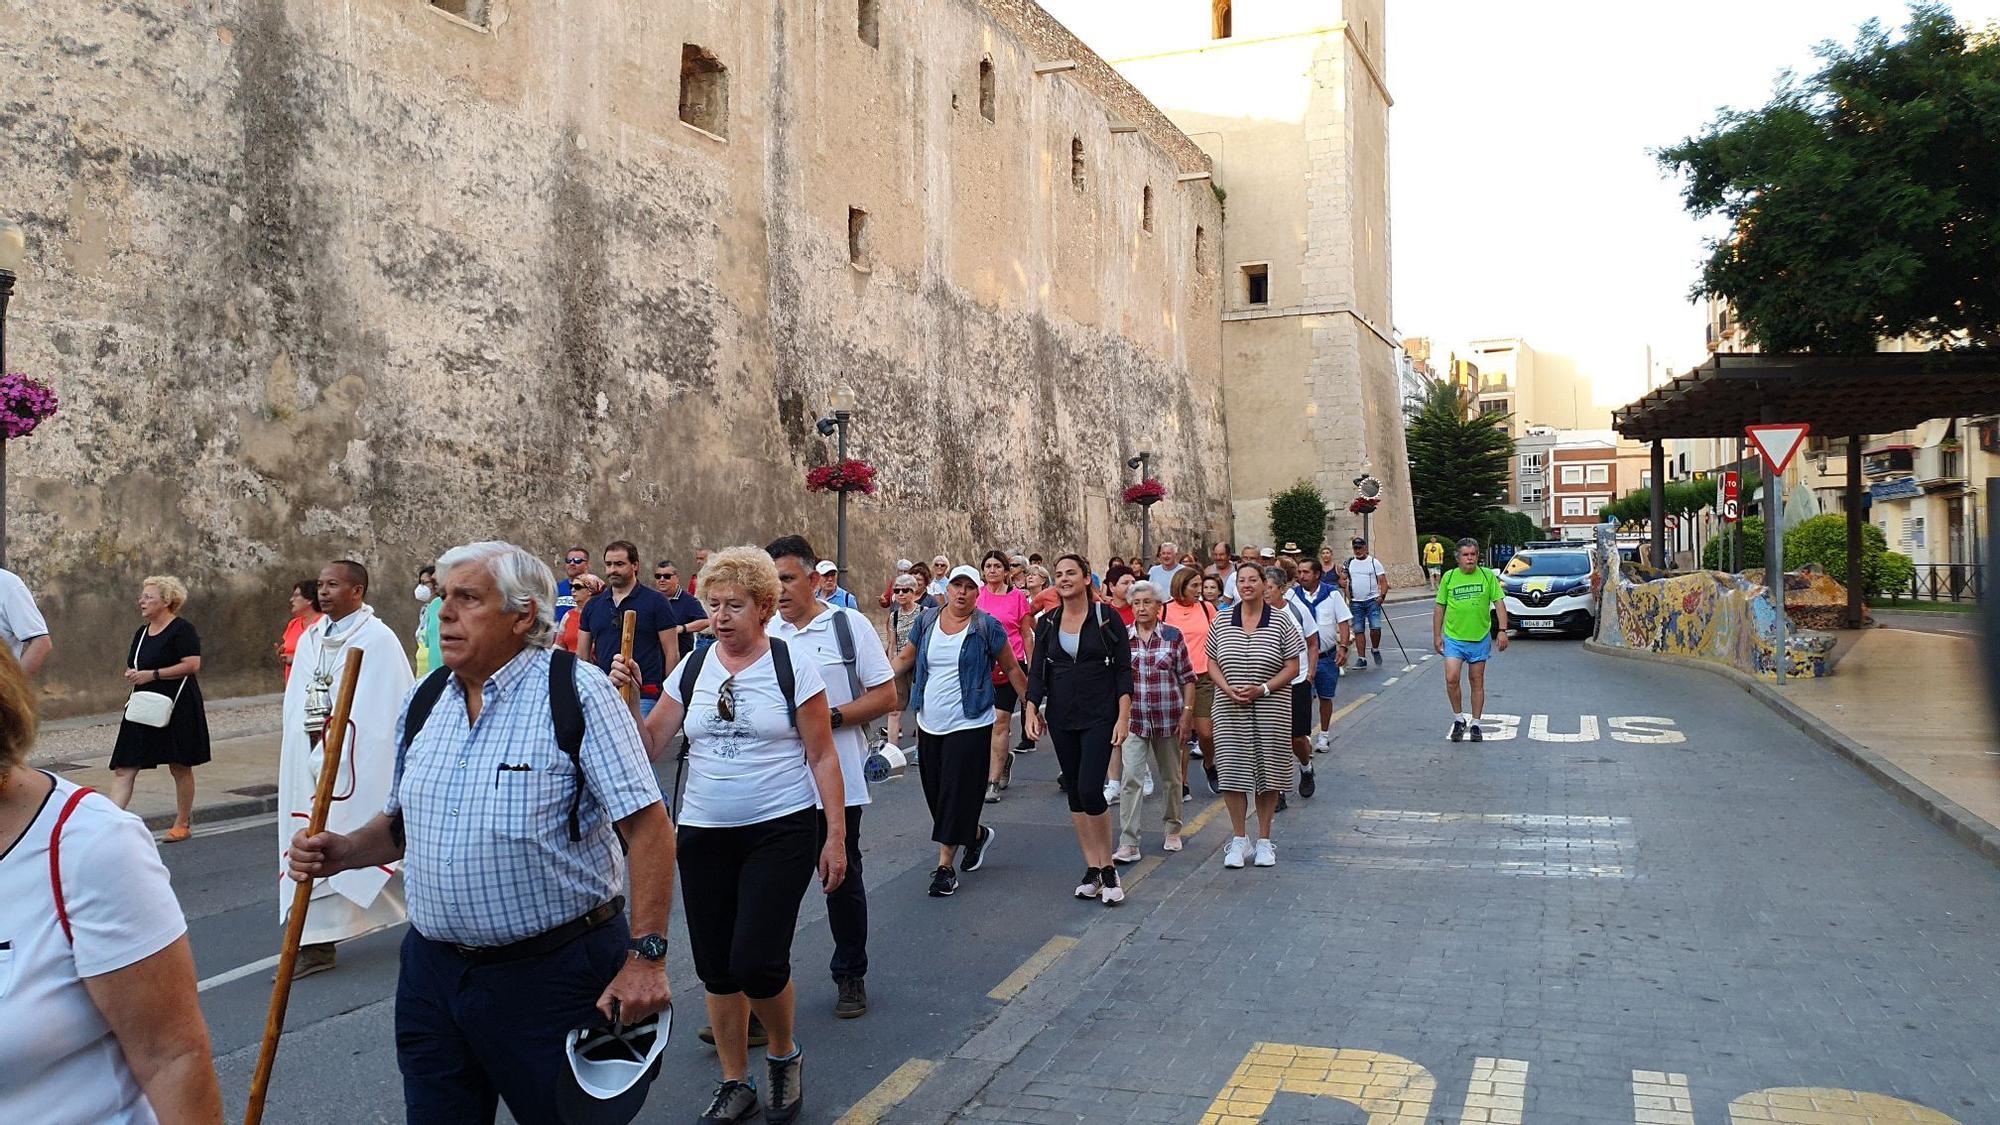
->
xmin=1162 ymin=598 xmax=1215 ymax=675
xmin=977 ymin=587 xmax=1033 ymax=660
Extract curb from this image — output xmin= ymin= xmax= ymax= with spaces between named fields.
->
xmin=144 ymin=794 xmax=278 ymax=834
xmin=1583 ymin=640 xmax=2000 ymax=869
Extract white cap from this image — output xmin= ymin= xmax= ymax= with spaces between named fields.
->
xmin=565 ymin=1005 xmax=670 ymax=1100
xmin=948 ymin=565 xmax=982 ymax=585
xmin=895 ymin=558 xmax=913 ymax=570
xmin=815 ymin=559 xmax=839 ymax=576
xmin=1259 ymin=547 xmax=1277 ymax=559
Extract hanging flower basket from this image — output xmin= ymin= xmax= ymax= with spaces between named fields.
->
xmin=805 ymin=458 xmax=878 ymax=495
xmin=1348 ymin=495 xmax=1380 ymax=515
xmin=0 ymin=374 xmax=58 ymax=440
xmin=1122 ymin=478 xmax=1166 ymax=506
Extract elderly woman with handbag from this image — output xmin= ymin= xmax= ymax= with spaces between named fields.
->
xmin=108 ymin=576 xmax=211 ymax=842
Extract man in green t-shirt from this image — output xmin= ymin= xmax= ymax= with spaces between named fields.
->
xmin=1432 ymin=538 xmax=1508 ymax=743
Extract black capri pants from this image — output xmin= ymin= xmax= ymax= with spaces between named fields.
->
xmin=919 ymin=723 xmax=994 ymax=847
xmin=1051 ymin=720 xmax=1117 ymax=816
xmin=676 ymin=808 xmax=817 ymax=999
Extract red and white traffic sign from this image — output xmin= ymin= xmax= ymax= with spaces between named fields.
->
xmin=1717 ymin=470 xmax=1741 ymax=522
xmin=1745 ymin=423 xmax=1811 ymax=476
xmin=1722 ymin=498 xmax=1741 ymax=522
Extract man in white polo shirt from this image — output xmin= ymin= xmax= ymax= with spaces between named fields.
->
xmin=765 ymin=535 xmax=897 ymax=1022
xmin=0 ymin=567 xmax=52 ymax=676
xmin=1344 ymin=537 xmax=1390 ymax=668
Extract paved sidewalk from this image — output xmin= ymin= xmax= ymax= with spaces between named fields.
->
xmin=29 ymin=693 xmax=284 ymax=831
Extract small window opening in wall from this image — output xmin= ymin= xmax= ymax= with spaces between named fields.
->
xmin=1242 ymin=263 xmax=1269 ymax=305
xmin=858 ymin=0 xmax=880 ymax=49
xmin=1194 ymin=226 xmax=1208 ymax=273
xmin=978 ymin=57 xmax=995 ymax=122
xmin=1070 ymin=137 xmax=1086 ymax=192
xmin=429 ymin=0 xmax=489 ymax=25
xmin=1211 ymin=0 xmax=1232 ymax=39
xmin=848 ymin=207 xmax=870 ymax=269
xmin=1142 ymin=185 xmax=1154 ymax=233
xmin=679 ymin=44 xmax=729 ymax=137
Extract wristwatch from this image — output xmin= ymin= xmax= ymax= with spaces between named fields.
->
xmin=829 ymin=706 xmax=846 ymax=730
xmin=631 ymin=933 xmax=668 ymax=961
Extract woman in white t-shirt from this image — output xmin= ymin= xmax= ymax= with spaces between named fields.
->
xmin=616 ymin=546 xmax=846 ymax=1125
xmin=0 ymin=646 xmax=221 ymax=1124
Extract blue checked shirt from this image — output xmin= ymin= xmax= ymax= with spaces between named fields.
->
xmin=385 ymin=645 xmax=662 ymax=947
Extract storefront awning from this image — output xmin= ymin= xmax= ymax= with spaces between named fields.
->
xmin=1613 ymin=352 xmax=2000 ymax=441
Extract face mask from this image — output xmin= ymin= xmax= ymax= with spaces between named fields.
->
xmin=414 ymin=584 xmax=434 ymax=604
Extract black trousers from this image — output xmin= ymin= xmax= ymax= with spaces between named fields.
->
xmin=816 ymin=805 xmax=866 ymax=979
xmin=918 ymin=723 xmax=994 ymax=848
xmin=1052 ymin=720 xmax=1117 ymax=816
xmin=676 ymin=809 xmax=817 ymax=999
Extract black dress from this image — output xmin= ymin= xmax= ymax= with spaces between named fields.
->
xmin=110 ymin=617 xmax=212 ymax=769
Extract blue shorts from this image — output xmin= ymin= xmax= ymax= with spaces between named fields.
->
xmin=1313 ymin=652 xmax=1342 ymax=697
xmin=1351 ymin=599 xmax=1381 ymax=630
xmin=1442 ymin=635 xmax=1493 ymax=664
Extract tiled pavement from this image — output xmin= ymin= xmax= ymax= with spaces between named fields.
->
xmin=887 ymin=639 xmax=2000 ymax=1124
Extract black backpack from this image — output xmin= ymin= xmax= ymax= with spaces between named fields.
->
xmin=676 ymin=636 xmax=800 ymax=727
xmin=399 ymin=648 xmax=590 ymax=842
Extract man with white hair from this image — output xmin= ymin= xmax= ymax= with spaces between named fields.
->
xmin=1147 ymin=543 xmax=1187 ymax=599
xmin=287 ymin=541 xmax=675 ymax=1122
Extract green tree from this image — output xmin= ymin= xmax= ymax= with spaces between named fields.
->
xmin=1658 ymin=4 xmax=2000 ymax=350
xmin=1268 ymin=480 xmax=1330 ymax=556
xmin=1488 ymin=509 xmax=1545 ymax=548
xmin=1784 ymin=512 xmax=1919 ymax=597
xmin=1701 ymin=516 xmax=1768 ymax=572
xmin=1406 ymin=380 xmax=1512 ymax=543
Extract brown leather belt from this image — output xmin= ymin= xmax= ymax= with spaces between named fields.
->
xmin=445 ymin=895 xmax=624 ymax=965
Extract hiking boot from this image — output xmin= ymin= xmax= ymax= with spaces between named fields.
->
xmin=1449 ymin=719 xmax=1467 ymax=743
xmin=697 ymin=1079 xmax=761 ymax=1125
xmin=928 ymin=865 xmax=959 ymax=897
xmin=1298 ymin=764 xmax=1317 ymax=799
xmin=834 ymin=976 xmax=868 ymax=1019
xmin=962 ymin=824 xmax=995 ymax=873
xmin=1073 ymin=867 xmax=1103 ymax=899
xmin=1099 ymin=866 xmax=1125 ymax=906
xmin=766 ymin=1046 xmax=804 ymax=1125
xmin=698 ymin=1014 xmax=770 ymax=1047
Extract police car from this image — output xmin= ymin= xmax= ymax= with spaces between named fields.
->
xmin=1500 ymin=546 xmax=1597 ymax=637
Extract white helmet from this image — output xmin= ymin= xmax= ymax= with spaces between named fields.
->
xmin=565 ymin=1003 xmax=670 ymax=1101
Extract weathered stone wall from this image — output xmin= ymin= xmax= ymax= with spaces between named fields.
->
xmin=1 ymin=0 xmax=1228 ymax=715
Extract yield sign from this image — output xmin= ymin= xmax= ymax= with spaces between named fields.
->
xmin=1746 ymin=423 xmax=1811 ymax=476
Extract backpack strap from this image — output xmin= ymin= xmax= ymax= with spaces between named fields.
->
xmin=50 ymin=786 xmax=95 ymax=946
xmin=770 ymin=637 xmax=798 ymax=728
xmin=678 ymin=642 xmax=710 ymax=710
xmin=829 ymin=609 xmax=864 ymax=702
xmin=398 ymin=667 xmax=454 ymax=771
xmin=549 ymin=649 xmax=587 ymax=843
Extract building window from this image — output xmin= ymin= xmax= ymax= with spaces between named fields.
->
xmin=1518 ymin=452 xmax=1544 ymax=473
xmin=978 ymin=57 xmax=995 ymax=122
xmin=1585 ymin=464 xmax=1609 ymax=484
xmin=1520 ymin=484 xmax=1544 ymax=503
xmin=1562 ymin=497 xmax=1586 ymax=518
xmin=1478 ymin=398 xmax=1509 ymax=417
xmin=1241 ymin=263 xmax=1269 ymax=306
xmin=1912 ymin=517 xmax=1926 ymax=549
xmin=1211 ymin=0 xmax=1232 ymax=39
xmin=429 ymin=0 xmax=488 ymax=25
xmin=847 ymin=207 xmax=870 ymax=269
xmin=679 ymin=45 xmax=729 ymax=137
xmin=1070 ymin=137 xmax=1086 ymax=192
xmin=1194 ymin=226 xmax=1208 ymax=273
xmin=857 ymin=0 xmax=880 ymax=48
xmin=1142 ymin=185 xmax=1154 ymax=233
xmin=1560 ymin=465 xmax=1584 ymax=485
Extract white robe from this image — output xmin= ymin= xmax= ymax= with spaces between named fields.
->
xmin=278 ymin=606 xmax=416 ymax=945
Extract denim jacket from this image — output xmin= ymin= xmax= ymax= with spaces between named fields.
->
xmin=908 ymin=608 xmax=1009 ymax=720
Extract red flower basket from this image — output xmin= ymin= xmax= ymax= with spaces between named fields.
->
xmin=1122 ymin=478 xmax=1166 ymax=506
xmin=1348 ymin=495 xmax=1380 ymax=515
xmin=805 ymin=458 xmax=878 ymax=495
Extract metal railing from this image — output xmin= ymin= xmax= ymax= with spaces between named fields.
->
xmin=1899 ymin=562 xmax=1985 ymax=602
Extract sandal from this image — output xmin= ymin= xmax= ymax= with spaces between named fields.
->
xmin=163 ymin=824 xmax=192 ymax=843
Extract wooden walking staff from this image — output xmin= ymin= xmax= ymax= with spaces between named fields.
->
xmin=620 ymin=608 xmax=638 ymax=706
xmin=246 ymin=647 xmax=365 ymax=1125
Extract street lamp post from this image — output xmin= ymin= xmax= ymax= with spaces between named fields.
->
xmin=815 ymin=382 xmax=858 ymax=580
xmin=0 ymin=217 xmax=24 ymax=568
xmin=1353 ymin=473 xmax=1380 ymax=547
xmin=1127 ymin=452 xmax=1152 ymax=561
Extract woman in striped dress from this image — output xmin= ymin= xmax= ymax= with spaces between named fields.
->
xmin=1203 ymin=561 xmax=1303 ymax=870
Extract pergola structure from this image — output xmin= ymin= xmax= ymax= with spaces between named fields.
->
xmin=1612 ymin=351 xmax=2000 ymax=627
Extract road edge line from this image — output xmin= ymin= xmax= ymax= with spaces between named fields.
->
xmin=985 ymin=935 xmax=1079 ymax=1001
xmin=834 ymin=1058 xmax=939 ymax=1125
xmin=1583 ymin=639 xmax=2000 ymax=869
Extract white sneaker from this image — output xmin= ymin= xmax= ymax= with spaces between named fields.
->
xmin=1223 ymin=837 xmax=1248 ymax=869
xmin=1104 ymin=779 xmax=1121 ymax=805
xmin=1253 ymin=839 xmax=1277 ymax=867
xmin=1311 ymin=731 xmax=1330 ymax=753
xmin=1141 ymin=769 xmax=1156 ymax=797
xmin=1112 ymin=845 xmax=1142 ymax=864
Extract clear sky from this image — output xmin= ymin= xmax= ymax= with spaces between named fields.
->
xmin=1392 ymin=1 xmax=2000 ymax=412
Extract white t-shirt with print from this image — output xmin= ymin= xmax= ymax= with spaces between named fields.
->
xmin=0 ymin=569 xmax=49 ymax=659
xmin=1346 ymin=556 xmax=1387 ymax=602
xmin=768 ymin=604 xmax=894 ymax=808
xmin=666 ymin=644 xmax=829 ymax=828
xmin=0 ymin=776 xmax=187 ymax=1125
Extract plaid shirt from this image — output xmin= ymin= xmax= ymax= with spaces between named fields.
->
xmin=1126 ymin=622 xmax=1196 ymax=739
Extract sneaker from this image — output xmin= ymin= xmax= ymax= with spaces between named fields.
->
xmin=1182 ymin=784 xmax=1191 ymax=800
xmin=1253 ymin=839 xmax=1277 ymax=867
xmin=1073 ymin=867 xmax=1103 ymax=899
xmin=1223 ymin=837 xmax=1248 ymax=869
xmin=1189 ymin=744 xmax=1204 ymax=759
xmin=984 ymin=782 xmax=1001 ymax=804
xmin=962 ymin=825 xmax=995 ymax=873
xmin=1056 ymin=772 xmax=1068 ymax=792
xmin=1013 ymin=736 xmax=1036 ymax=753
xmin=289 ymin=943 xmax=336 ymax=981
xmin=1141 ymin=770 xmax=1156 ymax=797
xmin=1112 ymin=845 xmax=1142 ymax=864
xmin=1311 ymin=731 xmax=1329 ymax=753
xmin=766 ymin=1046 xmax=804 ymax=1124
xmin=699 ymin=1015 xmax=770 ymax=1047
xmin=1203 ymin=761 xmax=1220 ymax=793
xmin=1469 ymin=721 xmax=1483 ymax=742
xmin=1276 ymin=793 xmax=1289 ymax=812
xmin=1373 ymin=651 xmax=1383 ymax=667
xmin=1315 ymin=732 xmax=1332 ymax=754
xmin=1104 ymin=779 xmax=1121 ymax=805
xmin=1099 ymin=867 xmax=1125 ymax=905
xmin=834 ymin=976 xmax=868 ymax=1019
xmin=999 ymin=754 xmax=1013 ymax=789
xmin=1299 ymin=764 xmax=1316 ymax=799
xmin=1163 ymin=834 xmax=1184 ymax=853
xmin=698 ymin=1079 xmax=761 ymax=1125
xmin=1449 ymin=719 xmax=1467 ymax=743
xmin=928 ymin=865 xmax=958 ymax=897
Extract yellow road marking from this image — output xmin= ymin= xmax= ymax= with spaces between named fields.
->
xmin=1727 ymin=1088 xmax=1960 ymax=1124
xmin=1330 ymin=692 xmax=1376 ymax=723
xmin=986 ymin=935 xmax=1078 ymax=1001
xmin=833 ymin=1057 xmax=939 ymax=1125
xmin=1200 ymin=1042 xmax=1435 ymax=1124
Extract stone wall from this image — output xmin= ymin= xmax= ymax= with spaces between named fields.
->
xmin=1 ymin=0 xmax=1228 ymax=715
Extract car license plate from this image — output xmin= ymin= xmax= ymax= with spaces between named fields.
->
xmin=1523 ymin=619 xmax=1555 ymax=629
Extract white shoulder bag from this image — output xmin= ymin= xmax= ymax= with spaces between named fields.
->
xmin=123 ymin=630 xmax=186 ymax=729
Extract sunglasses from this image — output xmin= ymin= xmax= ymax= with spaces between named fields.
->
xmin=655 ymin=572 xmax=674 ymax=580
xmin=565 ymin=557 xmax=589 ymax=565
xmin=716 ymin=676 xmax=737 ymax=723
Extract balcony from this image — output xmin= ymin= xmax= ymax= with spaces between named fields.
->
xmin=1862 ymin=446 xmax=1913 ymax=479
xmin=1915 ymin=444 xmax=1964 ymax=486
